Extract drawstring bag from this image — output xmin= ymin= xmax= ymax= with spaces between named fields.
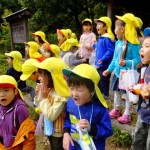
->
xmin=119 ymin=61 xmax=140 ymax=103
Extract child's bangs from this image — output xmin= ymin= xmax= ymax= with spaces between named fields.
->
xmin=68 ymin=73 xmax=95 ymax=92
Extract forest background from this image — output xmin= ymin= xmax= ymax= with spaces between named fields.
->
xmin=0 ymin=0 xmax=136 ymax=54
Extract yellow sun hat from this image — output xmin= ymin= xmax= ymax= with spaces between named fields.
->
xmin=0 ymin=75 xmax=23 ymax=100
xmin=82 ymin=18 xmax=92 ymax=24
xmin=71 ymin=33 xmax=77 ymax=39
xmin=135 ymin=17 xmax=144 ymax=37
xmin=26 ymin=41 xmax=43 ymax=59
xmin=5 ymin=51 xmax=22 ymax=72
xmin=116 ymin=13 xmax=139 ymax=44
xmin=62 ymin=64 xmax=108 ymax=108
xmin=20 ymin=59 xmax=39 ymax=81
xmin=60 ymin=38 xmax=80 ymax=51
xmin=57 ymin=29 xmax=68 ymax=40
xmin=32 ymin=57 xmax=70 ymax=97
xmin=32 ymin=31 xmax=48 ymax=43
xmin=66 ymin=29 xmax=73 ymax=38
xmin=46 ymin=43 xmax=60 ymax=58
xmin=94 ymin=16 xmax=115 ymax=41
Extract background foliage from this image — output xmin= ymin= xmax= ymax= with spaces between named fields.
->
xmin=0 ymin=0 xmax=128 ymax=52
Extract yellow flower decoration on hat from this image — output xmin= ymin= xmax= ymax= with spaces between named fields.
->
xmin=32 ymin=31 xmax=48 ymax=43
xmin=116 ymin=13 xmax=140 ymax=44
xmin=94 ymin=17 xmax=115 ymax=41
xmin=5 ymin=51 xmax=22 ymax=72
xmin=26 ymin=41 xmax=43 ymax=59
xmin=63 ymin=64 xmax=108 ymax=108
xmin=20 ymin=59 xmax=39 ymax=81
xmin=0 ymin=75 xmax=23 ymax=100
xmin=33 ymin=57 xmax=70 ymax=97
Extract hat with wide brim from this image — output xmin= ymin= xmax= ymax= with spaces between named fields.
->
xmin=5 ymin=51 xmax=22 ymax=72
xmin=32 ymin=31 xmax=48 ymax=43
xmin=32 ymin=57 xmax=70 ymax=97
xmin=116 ymin=13 xmax=139 ymax=44
xmin=20 ymin=59 xmax=39 ymax=81
xmin=57 ymin=29 xmax=68 ymax=40
xmin=0 ymin=75 xmax=23 ymax=100
xmin=94 ymin=17 xmax=115 ymax=41
xmin=62 ymin=64 xmax=108 ymax=108
xmin=25 ymin=41 xmax=43 ymax=59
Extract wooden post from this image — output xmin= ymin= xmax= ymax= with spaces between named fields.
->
xmin=107 ymin=0 xmax=113 ymax=19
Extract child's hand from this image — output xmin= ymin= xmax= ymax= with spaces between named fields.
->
xmin=63 ymin=133 xmax=74 ymax=150
xmin=41 ymin=83 xmax=51 ymax=99
xmin=103 ymin=70 xmax=110 ymax=76
xmin=35 ymin=83 xmax=41 ymax=95
xmin=140 ymin=85 xmax=150 ymax=99
xmin=119 ymin=58 xmax=126 ymax=66
xmin=78 ymin=119 xmax=91 ymax=131
xmin=98 ymin=60 xmax=102 ymax=64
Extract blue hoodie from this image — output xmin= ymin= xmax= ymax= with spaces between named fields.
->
xmin=63 ymin=95 xmax=113 ymax=150
xmin=94 ymin=35 xmax=115 ymax=68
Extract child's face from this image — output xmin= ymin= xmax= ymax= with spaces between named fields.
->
xmin=6 ymin=57 xmax=13 ymax=66
xmin=25 ymin=45 xmax=29 ymax=55
xmin=57 ymin=34 xmax=66 ymax=45
xmin=96 ymin=22 xmax=107 ymax=35
xmin=0 ymin=88 xmax=18 ymax=106
xmin=29 ymin=71 xmax=39 ymax=81
xmin=34 ymin=35 xmax=39 ymax=44
xmin=69 ymin=85 xmax=93 ymax=106
xmin=140 ymin=37 xmax=150 ymax=65
xmin=83 ymin=24 xmax=91 ymax=32
xmin=38 ymin=71 xmax=49 ymax=86
xmin=114 ymin=20 xmax=125 ymax=40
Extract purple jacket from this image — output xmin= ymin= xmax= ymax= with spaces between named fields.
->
xmin=0 ymin=98 xmax=29 ymax=148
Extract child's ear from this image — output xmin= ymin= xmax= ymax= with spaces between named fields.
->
xmin=14 ymin=88 xmax=19 ymax=95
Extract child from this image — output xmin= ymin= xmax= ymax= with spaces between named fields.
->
xmin=62 ymin=64 xmax=113 ymax=150
xmin=103 ymin=13 xmax=141 ymax=124
xmin=5 ymin=51 xmax=36 ymax=102
xmin=131 ymin=31 xmax=150 ymax=150
xmin=0 ymin=75 xmax=35 ymax=149
xmin=25 ymin=41 xmax=45 ymax=62
xmin=78 ymin=18 xmax=96 ymax=59
xmin=32 ymin=31 xmax=49 ymax=58
xmin=33 ymin=57 xmax=70 ymax=150
xmin=45 ymin=43 xmax=61 ymax=58
xmin=94 ymin=16 xmax=115 ymax=99
xmin=57 ymin=29 xmax=87 ymax=67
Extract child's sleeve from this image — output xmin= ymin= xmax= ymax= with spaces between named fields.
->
xmin=107 ymin=49 xmax=117 ymax=72
xmin=16 ymin=104 xmax=29 ymax=125
xmin=89 ymin=107 xmax=113 ymax=139
xmin=100 ymin=38 xmax=115 ymax=63
xmin=63 ymin=109 xmax=71 ymax=134
xmin=69 ymin=55 xmax=83 ymax=66
xmin=39 ymin=96 xmax=67 ymax=121
xmin=125 ymin=44 xmax=141 ymax=69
